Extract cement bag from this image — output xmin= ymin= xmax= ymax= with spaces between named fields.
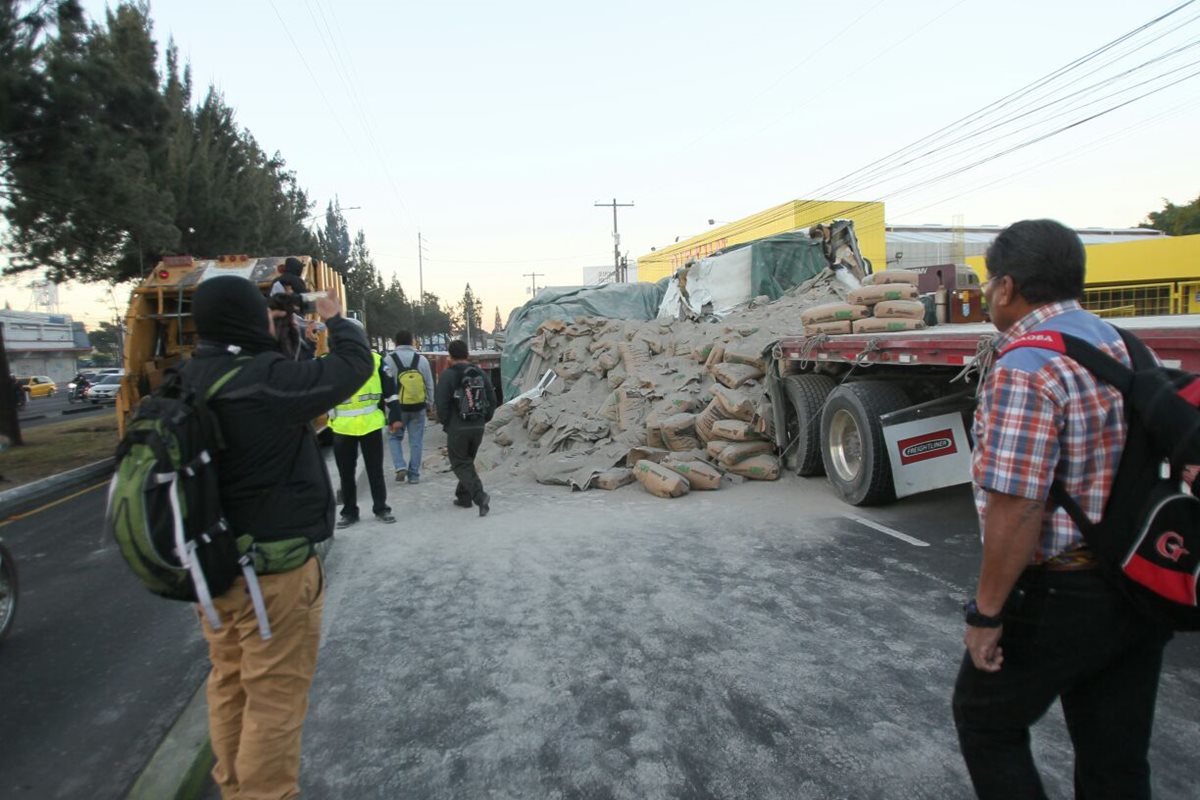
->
xmin=712 ymin=362 xmax=764 ymax=390
xmin=848 ymin=284 xmax=920 ymax=306
xmin=607 ymin=363 xmax=627 ymax=390
xmin=597 ymin=351 xmax=620 ymax=372
xmin=873 ymin=299 xmax=927 ymax=320
xmin=800 ymin=303 xmax=870 ymax=325
xmin=493 ymin=427 xmax=514 ymax=447
xmin=695 ymin=397 xmax=732 ymax=442
xmin=527 ymin=407 xmax=555 ymax=440
xmin=644 ymin=411 xmax=667 ymax=450
xmin=635 ymin=331 xmax=667 ymax=356
xmin=618 ymin=388 xmax=648 ymax=432
xmin=587 ymin=340 xmax=610 ymax=354
xmin=489 ymin=404 xmax=517 ymax=428
xmin=593 ymin=468 xmax=635 ymax=491
xmin=662 ymin=393 xmax=699 ymax=414
xmin=723 ymin=344 xmax=766 ymax=372
xmin=620 ymin=340 xmax=651 ymax=373
xmin=692 ymin=342 xmax=715 ymax=363
xmin=754 ymin=396 xmax=776 ymax=440
xmin=672 ymin=448 xmax=710 ymax=463
xmin=710 ymin=419 xmax=763 ymax=442
xmin=598 ymin=390 xmax=620 ymax=422
xmin=727 ymin=453 xmax=781 ymax=481
xmin=851 ymin=318 xmax=927 ymax=333
xmin=634 ymin=460 xmax=691 ymax=498
xmin=704 ymin=344 xmax=727 ymax=370
xmin=661 ymin=413 xmax=701 ymax=452
xmin=707 ymin=439 xmax=735 ymax=461
xmin=661 ymin=459 xmax=723 ymax=491
xmin=712 ymin=385 xmax=755 ymax=421
xmin=804 ymin=320 xmax=853 ymax=335
xmin=626 ymin=446 xmax=671 ymax=465
xmin=863 ymin=269 xmax=919 ymax=286
xmin=717 ymin=440 xmax=775 ymax=467
xmin=511 ymin=397 xmax=534 ymax=418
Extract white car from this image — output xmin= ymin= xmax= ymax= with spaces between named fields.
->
xmin=87 ymin=374 xmax=123 ymax=404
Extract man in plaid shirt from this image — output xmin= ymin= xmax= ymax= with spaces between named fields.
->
xmin=952 ymin=220 xmax=1172 ymax=799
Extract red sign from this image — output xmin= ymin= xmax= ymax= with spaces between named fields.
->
xmin=897 ymin=428 xmax=958 ymax=465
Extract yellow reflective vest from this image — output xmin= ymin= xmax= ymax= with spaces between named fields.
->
xmin=329 ymin=352 xmax=385 ymax=436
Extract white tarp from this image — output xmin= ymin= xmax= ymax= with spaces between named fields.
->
xmin=656 ymin=247 xmax=755 ymax=321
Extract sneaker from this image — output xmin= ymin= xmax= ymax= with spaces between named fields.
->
xmin=336 ymin=515 xmax=359 ymax=529
xmin=394 ymin=469 xmax=407 ymax=484
xmin=478 ymin=493 xmax=490 ymax=517
xmin=406 ymin=476 xmax=420 ymax=485
xmin=453 ymin=498 xmax=473 ymax=508
xmin=375 ymin=511 xmax=397 ymax=524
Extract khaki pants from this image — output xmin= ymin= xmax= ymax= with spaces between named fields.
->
xmin=199 ymin=557 xmax=325 ymax=800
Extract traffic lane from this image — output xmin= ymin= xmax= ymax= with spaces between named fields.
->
xmin=0 ymin=482 xmax=209 ymax=800
xmin=17 ymin=392 xmax=108 ymax=430
xmin=837 ymin=479 xmax=1200 ymax=799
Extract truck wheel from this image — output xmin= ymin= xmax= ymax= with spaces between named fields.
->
xmin=783 ymin=374 xmax=836 ymax=476
xmin=820 ymin=381 xmax=911 ymax=506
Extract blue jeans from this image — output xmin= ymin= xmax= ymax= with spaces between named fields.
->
xmin=388 ymin=410 xmax=427 ymax=479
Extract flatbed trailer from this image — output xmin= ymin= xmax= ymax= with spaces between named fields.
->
xmin=765 ymin=315 xmax=1200 ymax=506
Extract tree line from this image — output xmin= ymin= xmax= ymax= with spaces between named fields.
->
xmin=0 ymin=0 xmax=489 ymax=347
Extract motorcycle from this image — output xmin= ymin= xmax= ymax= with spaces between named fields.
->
xmin=0 ymin=538 xmax=16 ymax=641
xmin=67 ymin=376 xmax=90 ymax=404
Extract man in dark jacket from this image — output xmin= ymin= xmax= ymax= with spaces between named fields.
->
xmin=181 ymin=275 xmax=372 ymax=800
xmin=434 ymin=339 xmax=497 ymax=516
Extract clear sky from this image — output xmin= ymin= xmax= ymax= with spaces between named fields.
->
xmin=4 ymin=0 xmax=1198 ymax=329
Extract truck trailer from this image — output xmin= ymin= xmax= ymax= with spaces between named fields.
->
xmin=765 ymin=315 xmax=1200 ymax=506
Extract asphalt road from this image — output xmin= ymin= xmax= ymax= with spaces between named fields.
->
xmin=17 ymin=392 xmax=109 ymax=430
xmin=0 ymin=480 xmax=209 ymax=800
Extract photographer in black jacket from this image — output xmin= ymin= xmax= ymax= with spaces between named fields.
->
xmin=181 ymin=275 xmax=372 ymax=800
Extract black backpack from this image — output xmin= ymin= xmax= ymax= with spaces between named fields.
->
xmin=106 ymin=355 xmax=274 ymax=639
xmin=1003 ymin=326 xmax=1200 ymax=630
xmin=453 ymin=365 xmax=490 ymax=421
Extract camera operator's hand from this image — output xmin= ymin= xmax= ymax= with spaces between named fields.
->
xmin=314 ymin=292 xmax=342 ymax=321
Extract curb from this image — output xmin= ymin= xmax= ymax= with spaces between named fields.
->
xmin=0 ymin=457 xmax=115 ymax=517
xmin=125 ymin=448 xmax=349 ymax=800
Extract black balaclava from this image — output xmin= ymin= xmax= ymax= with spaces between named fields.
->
xmin=193 ymin=276 xmax=279 ymax=354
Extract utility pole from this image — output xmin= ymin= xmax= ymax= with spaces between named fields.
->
xmin=594 ymin=198 xmax=634 ymax=282
xmin=417 ymin=231 xmax=425 ymax=303
xmin=523 ymin=271 xmax=544 ymax=297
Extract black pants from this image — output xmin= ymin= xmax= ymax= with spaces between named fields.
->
xmin=952 ymin=568 xmax=1172 ymax=800
xmin=333 ymin=429 xmax=389 ymax=518
xmin=447 ymin=425 xmax=485 ymax=505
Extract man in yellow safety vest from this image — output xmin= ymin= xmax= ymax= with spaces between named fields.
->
xmin=330 ymin=350 xmax=402 ymax=527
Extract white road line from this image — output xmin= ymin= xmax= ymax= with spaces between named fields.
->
xmin=844 ymin=513 xmax=930 ymax=547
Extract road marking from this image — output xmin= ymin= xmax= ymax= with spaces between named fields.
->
xmin=844 ymin=513 xmax=929 ymax=547
xmin=0 ymin=480 xmax=109 ymax=528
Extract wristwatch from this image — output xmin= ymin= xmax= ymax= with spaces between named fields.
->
xmin=963 ymin=599 xmax=1003 ymax=628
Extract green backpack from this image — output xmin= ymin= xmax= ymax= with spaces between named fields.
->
xmin=105 ymin=356 xmax=274 ymax=639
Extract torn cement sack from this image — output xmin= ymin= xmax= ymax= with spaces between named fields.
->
xmin=692 ymin=342 xmax=714 ymax=363
xmin=800 ymin=302 xmax=870 ymax=325
xmin=617 ymin=388 xmax=648 ymax=431
xmin=661 ymin=413 xmax=701 ymax=452
xmin=695 ymin=397 xmax=733 ymax=442
xmin=862 ymin=269 xmax=919 ymax=286
xmin=711 ymin=362 xmax=764 ymax=390
xmin=851 ymin=318 xmax=927 ymax=333
xmin=848 ymin=284 xmax=920 ymax=306
xmin=709 ymin=419 xmax=763 ymax=442
xmin=716 ymin=440 xmax=775 ymax=467
xmin=872 ymin=299 xmax=927 ymax=320
xmin=593 ymin=468 xmax=635 ymax=491
xmin=626 ymin=446 xmax=671 ymax=465
xmin=661 ymin=459 xmax=723 ymax=491
xmin=704 ymin=344 xmax=726 ymax=370
xmin=722 ymin=344 xmax=767 ymax=372
xmin=726 ymin=453 xmax=782 ymax=481
xmin=634 ymin=460 xmax=691 ymax=498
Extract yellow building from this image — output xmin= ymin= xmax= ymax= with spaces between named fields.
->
xmin=636 ymin=199 xmax=886 ymax=284
xmin=966 ymin=233 xmax=1200 ymax=316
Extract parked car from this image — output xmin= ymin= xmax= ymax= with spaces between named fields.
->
xmin=16 ymin=376 xmax=56 ymax=399
xmin=86 ymin=374 xmax=123 ymax=404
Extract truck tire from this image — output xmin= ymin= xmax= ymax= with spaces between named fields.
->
xmin=820 ymin=381 xmax=911 ymax=506
xmin=783 ymin=374 xmax=836 ymax=476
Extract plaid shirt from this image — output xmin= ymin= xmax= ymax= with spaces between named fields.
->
xmin=972 ymin=300 xmax=1132 ymax=563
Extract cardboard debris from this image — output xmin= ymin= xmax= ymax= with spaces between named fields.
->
xmin=634 ymin=459 xmax=691 ymax=498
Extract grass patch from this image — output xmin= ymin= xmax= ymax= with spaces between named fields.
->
xmin=0 ymin=414 xmax=119 ymax=488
